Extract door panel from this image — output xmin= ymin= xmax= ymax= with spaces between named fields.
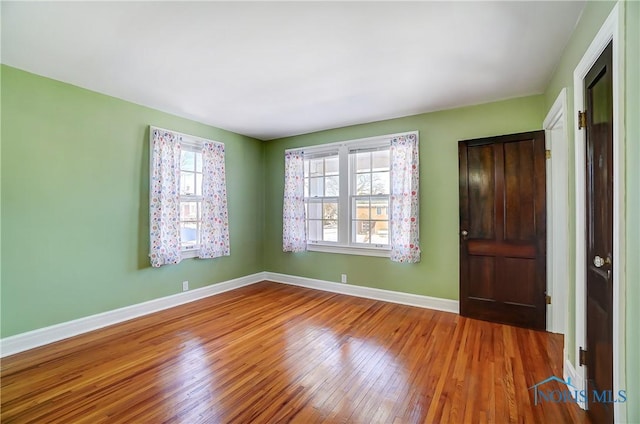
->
xmin=504 ymin=140 xmax=536 ymax=241
xmin=585 ymin=41 xmax=614 ymax=424
xmin=467 ymin=144 xmax=495 ymax=239
xmin=468 ymin=256 xmax=495 ymax=300
xmin=459 ymin=131 xmax=546 ymax=330
xmin=501 ymin=258 xmax=535 ymax=305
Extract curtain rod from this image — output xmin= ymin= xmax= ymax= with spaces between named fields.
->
xmin=284 ymin=130 xmax=418 ymax=154
xmin=150 ymin=125 xmax=220 ymax=145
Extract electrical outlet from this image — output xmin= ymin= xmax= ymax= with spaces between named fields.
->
xmin=341 ymin=274 xmax=347 ymax=284
xmin=182 ymin=281 xmax=189 ymax=292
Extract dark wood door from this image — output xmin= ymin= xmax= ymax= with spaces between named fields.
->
xmin=584 ymin=41 xmax=614 ymax=424
xmin=459 ymin=131 xmax=546 ymax=330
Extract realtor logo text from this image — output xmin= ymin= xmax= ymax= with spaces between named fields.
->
xmin=529 ymin=376 xmax=627 ymax=406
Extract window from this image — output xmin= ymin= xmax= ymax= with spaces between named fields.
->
xmin=284 ymin=131 xmax=419 ymax=261
xmin=351 ymin=147 xmax=390 ymax=247
xmin=293 ymin=132 xmax=418 ymax=258
xmin=149 ymin=127 xmax=230 ymax=267
xmin=302 ymin=146 xmax=391 ymax=251
xmin=304 ymin=154 xmax=340 ymax=243
xmin=179 ymin=147 xmax=203 ymax=256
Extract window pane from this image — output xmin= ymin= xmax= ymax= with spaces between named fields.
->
xmin=372 ymin=150 xmax=390 ymax=171
xmin=354 ymin=198 xmax=370 ymax=220
xmin=180 ymin=202 xmax=199 ymax=221
xmin=180 ymin=172 xmax=196 ymax=195
xmin=195 ymin=173 xmax=202 ymax=196
xmin=355 ymin=174 xmax=371 ymax=195
xmin=325 ymin=156 xmax=339 ymax=176
xmin=304 ymin=178 xmax=309 ymax=198
xmin=325 ymin=176 xmax=339 ymax=196
xmin=371 ymin=198 xmax=389 ymax=220
xmin=195 ymin=152 xmax=202 ymax=172
xmin=355 ymin=152 xmax=371 ymax=172
xmin=323 ymin=220 xmax=338 ymax=242
xmin=372 ymin=172 xmax=390 ymax=195
xmin=181 ymin=222 xmax=198 ymax=248
xmin=308 ymin=220 xmax=322 ymax=241
xmin=354 ymin=221 xmax=370 ymax=243
xmin=181 ymin=151 xmax=195 ymax=171
xmin=309 ymin=177 xmax=324 ymax=197
xmin=304 ymin=160 xmax=309 ymax=178
xmin=323 ymin=202 xmax=338 ymax=220
xmin=371 ymin=222 xmax=389 ymax=245
xmin=309 ymin=158 xmax=324 ymax=177
xmin=307 ymin=201 xmax=322 ymax=219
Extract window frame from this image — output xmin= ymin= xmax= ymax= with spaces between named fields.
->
xmin=297 ymin=131 xmax=418 ymax=258
xmin=304 ymin=151 xmax=341 ymax=245
xmin=179 ymin=143 xmax=204 ymax=259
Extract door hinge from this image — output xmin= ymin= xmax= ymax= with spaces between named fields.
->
xmin=545 ymin=150 xmax=551 ymax=160
xmin=545 ymin=294 xmax=551 ymax=304
xmin=579 ymin=347 xmax=588 ymax=367
xmin=578 ymin=110 xmax=587 ymax=129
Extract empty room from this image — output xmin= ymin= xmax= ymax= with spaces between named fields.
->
xmin=1 ymin=1 xmax=638 ymax=423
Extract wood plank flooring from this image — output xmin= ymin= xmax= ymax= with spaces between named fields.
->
xmin=1 ymin=281 xmax=589 ymax=423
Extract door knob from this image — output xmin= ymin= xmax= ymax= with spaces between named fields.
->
xmin=461 ymin=230 xmax=468 ymax=240
xmin=593 ymin=255 xmax=605 ymax=267
xmin=593 ymin=255 xmax=612 ymax=268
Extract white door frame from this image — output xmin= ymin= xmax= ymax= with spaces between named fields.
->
xmin=573 ymin=2 xmax=626 ymax=421
xmin=543 ymin=88 xmax=569 ymax=337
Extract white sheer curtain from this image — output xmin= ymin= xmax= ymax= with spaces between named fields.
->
xmin=283 ymin=150 xmax=307 ymax=252
xmin=390 ymin=133 xmax=421 ymax=263
xmin=149 ymin=128 xmax=182 ymax=267
xmin=199 ymin=141 xmax=230 ymax=259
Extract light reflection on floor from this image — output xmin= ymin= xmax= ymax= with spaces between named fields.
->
xmin=165 ymin=336 xmax=218 ymax=422
xmin=283 ymin=324 xmax=412 ymax=420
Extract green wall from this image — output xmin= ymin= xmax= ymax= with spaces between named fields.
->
xmin=263 ymin=96 xmax=545 ymax=299
xmin=0 ymin=66 xmax=265 ymax=337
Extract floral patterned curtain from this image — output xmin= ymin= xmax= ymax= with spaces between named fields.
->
xmin=199 ymin=141 xmax=230 ymax=259
xmin=390 ymin=133 xmax=421 ymax=263
xmin=149 ymin=129 xmax=182 ymax=267
xmin=283 ymin=150 xmax=307 ymax=252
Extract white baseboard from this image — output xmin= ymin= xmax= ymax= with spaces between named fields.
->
xmin=265 ymin=272 xmax=459 ymax=314
xmin=0 ymin=272 xmax=266 ymax=358
xmin=564 ymin=357 xmax=587 ymax=410
xmin=1 ymin=271 xmax=459 ymax=358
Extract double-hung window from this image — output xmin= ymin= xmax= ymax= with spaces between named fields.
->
xmin=303 ymin=145 xmax=391 ymax=253
xmin=179 ymin=146 xmax=203 ymax=257
xmin=351 ymin=146 xmax=390 ymax=247
xmin=304 ymin=153 xmax=340 ymax=243
xmin=284 ymin=131 xmax=420 ymax=261
xmin=296 ymin=133 xmax=417 ymax=257
xmin=149 ymin=126 xmax=230 ymax=267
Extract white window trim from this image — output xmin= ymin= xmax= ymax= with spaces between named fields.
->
xmin=292 ymin=131 xmax=418 ymax=258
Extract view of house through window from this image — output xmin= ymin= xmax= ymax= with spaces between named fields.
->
xmin=180 ymin=148 xmax=203 ymax=251
xmin=352 ymin=148 xmax=390 ymax=245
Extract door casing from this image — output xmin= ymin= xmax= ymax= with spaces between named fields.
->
xmin=543 ymin=89 xmax=569 ymax=336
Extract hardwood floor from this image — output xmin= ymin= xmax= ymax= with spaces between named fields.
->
xmin=1 ymin=281 xmax=589 ymax=423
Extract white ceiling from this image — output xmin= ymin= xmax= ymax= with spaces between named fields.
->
xmin=1 ymin=1 xmax=585 ymax=141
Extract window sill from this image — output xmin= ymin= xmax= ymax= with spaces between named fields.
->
xmin=181 ymin=249 xmax=199 ymax=259
xmin=307 ymin=243 xmax=390 ymax=258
